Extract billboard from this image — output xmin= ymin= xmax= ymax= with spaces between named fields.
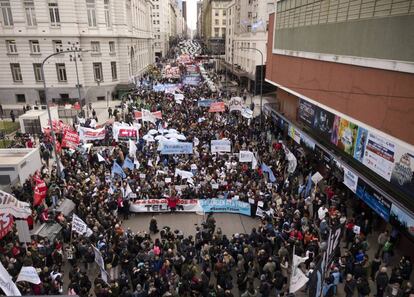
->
xmin=298 ymin=99 xmax=316 ymax=126
xmin=312 ymin=106 xmax=335 ymax=140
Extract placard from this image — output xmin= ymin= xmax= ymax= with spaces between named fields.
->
xmin=211 ymin=139 xmax=231 ymax=153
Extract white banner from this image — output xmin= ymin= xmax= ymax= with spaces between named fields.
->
xmin=0 ymin=190 xmax=31 ymax=219
xmin=239 ymin=151 xmax=254 ymax=162
xmin=290 ymin=254 xmax=309 ymax=293
xmin=228 ymin=97 xmax=244 ymax=112
xmin=343 ymin=167 xmax=358 ymax=193
xmin=130 ymin=199 xmax=201 ymax=213
xmin=0 ymin=260 xmax=21 ymax=296
xmin=78 ymin=126 xmax=106 ymax=142
xmin=71 ymin=214 xmax=92 ymax=237
xmin=112 ymin=122 xmax=139 ymax=142
xmin=211 ymin=139 xmax=231 ymax=153
xmin=311 ymin=172 xmax=324 ymax=184
xmin=16 ymin=266 xmax=41 ymax=284
xmin=92 ymin=245 xmax=109 ymax=283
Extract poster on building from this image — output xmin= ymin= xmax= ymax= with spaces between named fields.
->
xmin=300 ymin=133 xmax=316 ymax=150
xmin=336 ymin=118 xmax=359 ymax=155
xmin=389 ymin=203 xmax=414 ymax=237
xmin=362 ymin=132 xmax=396 ymax=181
xmin=298 ymin=99 xmax=316 ymax=126
xmin=312 ymin=106 xmax=335 ymax=140
xmin=288 ymin=124 xmax=301 ymax=144
xmin=390 ymin=145 xmax=414 ymax=198
xmin=355 ymin=179 xmax=392 ymax=222
xmin=330 ymin=116 xmax=341 ymax=145
xmin=343 ymin=167 xmax=358 ymax=193
xmin=353 ymin=127 xmax=369 ymax=162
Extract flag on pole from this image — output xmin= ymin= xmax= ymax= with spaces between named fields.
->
xmin=129 ymin=139 xmax=137 ymax=157
xmin=97 ymin=153 xmax=106 ymax=163
xmin=289 ymin=246 xmax=309 ymax=293
xmin=304 ymin=172 xmax=313 ymax=197
xmin=261 ymin=163 xmax=276 ymax=183
xmin=122 ymin=157 xmax=134 ymax=170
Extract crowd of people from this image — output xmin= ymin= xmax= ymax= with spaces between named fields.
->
xmin=1 ymin=41 xmax=413 ymax=297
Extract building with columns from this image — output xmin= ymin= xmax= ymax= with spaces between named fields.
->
xmin=0 ymin=0 xmax=154 ymax=105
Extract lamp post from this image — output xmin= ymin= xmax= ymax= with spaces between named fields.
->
xmin=41 ymin=47 xmax=88 ymax=176
xmin=238 ymin=47 xmax=264 ymax=127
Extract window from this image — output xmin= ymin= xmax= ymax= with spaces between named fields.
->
xmin=30 ymin=40 xmax=40 ymax=53
xmin=93 ymin=62 xmax=103 ymax=81
xmin=91 ymin=41 xmax=100 ymax=53
xmin=33 ymin=63 xmax=43 ymax=82
xmin=111 ymin=62 xmax=117 ymax=80
xmin=104 ymin=0 xmax=110 ymax=27
xmin=214 ymin=27 xmax=219 ymax=37
xmin=0 ymin=0 xmax=13 ymax=26
xmin=6 ymin=40 xmax=17 ymax=53
xmin=16 ymin=94 xmax=26 ymax=103
xmin=48 ymin=2 xmax=60 ymax=26
xmin=223 ymin=10 xmax=226 ymax=16
xmin=222 ymin=28 xmax=226 ymax=37
xmin=86 ymin=0 xmax=97 ymax=27
xmin=53 ymin=40 xmax=62 ymax=52
xmin=215 ymin=19 xmax=219 ymax=25
xmin=109 ymin=41 xmax=115 ymax=53
xmin=24 ymin=0 xmax=37 ymax=26
xmin=214 ymin=10 xmax=219 ymax=16
xmin=56 ymin=63 xmax=67 ymax=82
xmin=222 ymin=19 xmax=226 ymax=25
xmin=10 ymin=63 xmax=22 ymax=82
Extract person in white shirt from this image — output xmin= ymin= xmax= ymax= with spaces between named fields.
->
xmin=318 ymin=205 xmax=329 ymax=221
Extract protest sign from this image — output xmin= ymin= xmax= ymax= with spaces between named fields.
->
xmin=199 ymin=199 xmax=251 ymax=216
xmin=78 ymin=126 xmax=106 ymax=142
xmin=16 ymin=266 xmax=41 ymax=284
xmin=239 ymin=151 xmax=254 ymax=162
xmin=228 ymin=97 xmax=244 ymax=112
xmin=0 ymin=260 xmax=21 ymax=296
xmin=161 ymin=142 xmax=193 ymax=155
xmin=62 ymin=130 xmax=80 ymax=149
xmin=208 ymin=102 xmax=225 ymax=113
xmin=211 ymin=139 xmax=231 ymax=153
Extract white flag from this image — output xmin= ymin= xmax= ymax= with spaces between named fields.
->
xmin=97 ymin=153 xmax=106 ymax=163
xmin=92 ymin=245 xmax=109 ymax=283
xmin=0 ymin=260 xmax=21 ymax=296
xmin=129 ymin=139 xmax=137 ymax=157
xmin=71 ymin=214 xmax=92 ymax=237
xmin=251 ymin=154 xmax=258 ymax=170
xmin=0 ymin=190 xmax=31 ymax=219
xmin=133 ymin=157 xmax=140 ymax=169
xmin=124 ymin=184 xmax=132 ymax=198
xmin=290 ymin=253 xmax=309 ymax=293
xmin=16 ymin=266 xmax=41 ymax=284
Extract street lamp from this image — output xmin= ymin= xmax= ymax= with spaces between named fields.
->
xmin=40 ymin=47 xmax=88 ymax=176
xmin=239 ymin=47 xmax=264 ymax=128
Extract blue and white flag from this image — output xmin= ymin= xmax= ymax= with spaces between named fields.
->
xmin=112 ymin=161 xmax=126 ymax=179
xmin=304 ymin=172 xmax=313 ymax=197
xmin=261 ymin=163 xmax=276 ymax=183
xmin=122 ymin=156 xmax=134 ymax=170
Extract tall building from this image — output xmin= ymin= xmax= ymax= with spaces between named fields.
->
xmin=223 ymin=0 xmax=274 ymax=92
xmin=266 ymin=0 xmax=414 ymax=241
xmin=182 ymin=0 xmax=187 ymax=23
xmin=196 ymin=1 xmax=203 ymax=38
xmin=0 ymin=0 xmax=154 ymax=105
xmin=152 ymin=0 xmax=171 ymax=59
xmin=202 ymin=0 xmax=231 ymax=55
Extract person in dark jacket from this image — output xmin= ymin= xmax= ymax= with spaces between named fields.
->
xmin=376 ymin=266 xmax=389 ymax=297
xmin=344 ymin=274 xmax=356 ymax=297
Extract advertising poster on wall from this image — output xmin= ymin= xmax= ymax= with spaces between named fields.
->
xmin=312 ymin=106 xmax=335 ymax=140
xmin=390 ymin=146 xmax=414 ymax=198
xmin=343 ymin=167 xmax=358 ymax=193
xmin=298 ymin=99 xmax=316 ymax=126
xmin=389 ymin=203 xmax=414 ymax=237
xmin=330 ymin=116 xmax=341 ymax=145
xmin=353 ymin=127 xmax=369 ymax=162
xmin=288 ymin=124 xmax=301 ymax=144
xmin=355 ymin=179 xmax=392 ymax=221
xmin=336 ymin=118 xmax=359 ymax=156
xmin=300 ymin=133 xmax=316 ymax=150
xmin=362 ymin=132 xmax=396 ymax=181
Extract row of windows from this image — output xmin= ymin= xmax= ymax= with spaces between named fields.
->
xmin=215 ymin=19 xmax=226 ymax=25
xmin=9 ymin=62 xmax=118 ymax=83
xmin=0 ymin=0 xmax=111 ymax=28
xmin=5 ymin=39 xmax=117 ymax=55
xmin=214 ymin=9 xmax=226 ymax=17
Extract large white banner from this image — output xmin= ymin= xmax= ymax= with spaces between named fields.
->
xmin=78 ymin=126 xmax=106 ymax=142
xmin=112 ymin=122 xmax=140 ymax=142
xmin=211 ymin=139 xmax=231 ymax=153
xmin=130 ymin=199 xmax=201 ymax=213
xmin=239 ymin=151 xmax=254 ymax=162
xmin=290 ymin=254 xmax=309 ymax=293
xmin=343 ymin=167 xmax=358 ymax=193
xmin=16 ymin=266 xmax=41 ymax=284
xmin=0 ymin=260 xmax=21 ymax=296
xmin=363 ymin=132 xmax=396 ymax=181
xmin=228 ymin=97 xmax=244 ymax=112
xmin=0 ymin=190 xmax=31 ymax=219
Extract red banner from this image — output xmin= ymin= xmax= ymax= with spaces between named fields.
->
xmin=33 ymin=178 xmax=48 ymax=206
xmin=208 ymin=102 xmax=225 ymax=113
xmin=0 ymin=213 xmax=14 ymax=239
xmin=134 ymin=111 xmax=162 ymax=120
xmin=62 ymin=130 xmax=80 ymax=149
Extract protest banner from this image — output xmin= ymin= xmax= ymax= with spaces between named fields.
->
xmin=62 ymin=130 xmax=80 ymax=149
xmin=199 ymin=199 xmax=251 ymax=216
xmin=289 ymin=249 xmax=309 ymax=293
xmin=130 ymin=199 xmax=201 ymax=213
xmin=92 ymin=245 xmax=109 ymax=283
xmin=239 ymin=151 xmax=254 ymax=162
xmin=211 ymin=139 xmax=231 ymax=153
xmin=208 ymin=102 xmax=225 ymax=113
xmin=112 ymin=122 xmax=139 ymax=142
xmin=78 ymin=126 xmax=106 ymax=142
xmin=16 ymin=266 xmax=41 ymax=284
xmin=228 ymin=97 xmax=244 ymax=112
xmin=0 ymin=213 xmax=14 ymax=240
xmin=134 ymin=110 xmax=162 ymax=121
xmin=197 ymin=99 xmax=215 ymax=107
xmin=0 ymin=190 xmax=31 ymax=219
xmin=0 ymin=260 xmax=21 ymax=296
xmin=71 ymin=214 xmax=92 ymax=237
xmin=161 ymin=142 xmax=193 ymax=155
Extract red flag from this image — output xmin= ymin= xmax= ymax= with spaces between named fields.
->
xmin=0 ymin=213 xmax=14 ymax=240
xmin=33 ymin=185 xmax=47 ymax=206
xmin=62 ymin=130 xmax=80 ymax=149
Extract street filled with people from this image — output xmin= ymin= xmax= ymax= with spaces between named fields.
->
xmin=0 ymin=40 xmax=413 ymax=297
